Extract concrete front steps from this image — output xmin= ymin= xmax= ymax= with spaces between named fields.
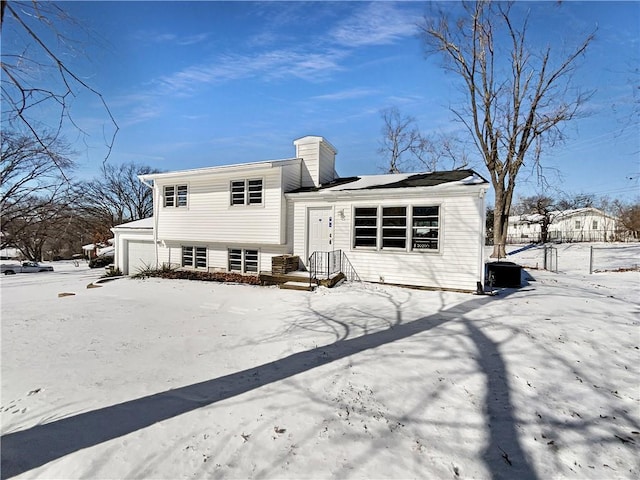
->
xmin=279 ymin=280 xmax=318 ymax=291
xmin=260 ymin=271 xmax=346 ymax=291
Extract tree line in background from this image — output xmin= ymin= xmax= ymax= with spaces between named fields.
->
xmin=1 ymin=131 xmax=158 ymax=261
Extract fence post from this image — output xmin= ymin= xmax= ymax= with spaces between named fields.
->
xmin=543 ymin=246 xmax=548 ymax=270
xmin=589 ymin=246 xmax=594 ymax=274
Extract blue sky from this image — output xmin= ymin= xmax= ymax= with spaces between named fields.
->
xmin=5 ymin=1 xmax=639 ymax=204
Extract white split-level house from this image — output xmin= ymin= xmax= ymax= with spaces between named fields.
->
xmin=507 ymin=207 xmax=618 ymax=244
xmin=112 ymin=136 xmax=490 ymax=292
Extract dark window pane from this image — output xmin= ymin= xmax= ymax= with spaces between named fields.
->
xmin=383 ymin=228 xmax=406 ymax=238
xmin=182 ymin=246 xmax=193 ymax=266
xmin=355 ymin=217 xmax=377 ymax=226
xmin=354 ymin=237 xmax=377 ymax=247
xmin=228 ymin=249 xmax=242 ymax=271
xmin=413 ymin=206 xmax=438 ymax=217
xmin=382 ymin=217 xmax=406 ymax=227
xmin=355 ymin=207 xmax=377 ymax=216
xmin=383 ymin=206 xmax=406 ymax=216
xmin=195 ymin=247 xmax=206 ymax=268
xmin=382 ymin=238 xmax=406 ymax=248
xmin=248 ymin=179 xmax=262 ymax=204
xmin=177 ymin=185 xmax=188 ymax=207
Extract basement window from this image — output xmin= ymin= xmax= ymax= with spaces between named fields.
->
xmin=228 ymin=248 xmax=259 ymax=273
xmin=182 ymin=246 xmax=207 ymax=269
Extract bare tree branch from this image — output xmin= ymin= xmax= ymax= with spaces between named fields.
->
xmin=420 ymin=0 xmax=595 ymax=257
xmin=1 ymin=1 xmax=118 ymax=167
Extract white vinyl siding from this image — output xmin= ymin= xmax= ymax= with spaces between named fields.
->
xmin=290 ymin=190 xmax=485 ymax=292
xmin=156 ymin=168 xmax=284 ymax=245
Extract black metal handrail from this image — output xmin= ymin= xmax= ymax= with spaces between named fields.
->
xmin=308 ymin=250 xmax=360 ymax=287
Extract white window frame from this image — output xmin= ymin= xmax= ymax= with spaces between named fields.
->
xmin=230 ymin=178 xmax=264 ymax=206
xmin=381 ymin=206 xmax=407 ymax=250
xmin=410 ymin=205 xmax=440 ymax=251
xmin=228 ymin=248 xmax=260 ymax=273
xmin=164 ymin=184 xmax=188 ymax=208
xmin=352 ymin=204 xmax=441 ymax=252
xmin=182 ymin=246 xmax=207 ymax=269
xmin=353 ymin=206 xmax=379 ymax=249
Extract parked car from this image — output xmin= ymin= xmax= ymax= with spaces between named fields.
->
xmin=89 ymin=252 xmax=114 ymax=269
xmin=1 ymin=261 xmax=54 ymax=275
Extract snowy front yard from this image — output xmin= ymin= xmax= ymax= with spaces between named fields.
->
xmin=1 ymin=244 xmax=639 ymax=479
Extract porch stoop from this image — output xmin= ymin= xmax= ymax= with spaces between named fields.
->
xmin=260 ymin=271 xmax=346 ymax=291
xmin=279 ymin=280 xmax=318 ymax=291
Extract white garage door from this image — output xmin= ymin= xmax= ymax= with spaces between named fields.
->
xmin=126 ymin=240 xmax=156 ymax=275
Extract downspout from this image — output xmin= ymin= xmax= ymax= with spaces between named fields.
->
xmin=138 ymin=175 xmax=159 ymax=269
xmin=478 ymin=187 xmax=487 ymax=293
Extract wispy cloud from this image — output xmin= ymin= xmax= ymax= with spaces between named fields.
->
xmin=135 ymin=30 xmax=211 ymax=46
xmin=154 ymin=48 xmax=347 ymax=96
xmin=329 ymin=2 xmax=420 ymax=48
xmin=311 ymin=88 xmax=381 ymax=101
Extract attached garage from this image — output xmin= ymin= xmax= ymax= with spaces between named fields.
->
xmin=126 ymin=240 xmax=156 ymax=275
xmin=111 ymin=217 xmax=156 ymax=275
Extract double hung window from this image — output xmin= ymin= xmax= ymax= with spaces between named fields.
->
xmin=164 ymin=185 xmax=188 ymax=207
xmin=412 ymin=206 xmax=439 ymax=250
xmin=230 ymin=179 xmax=263 ymax=206
xmin=382 ymin=207 xmax=407 ymax=249
xmin=353 ymin=207 xmax=378 ymax=247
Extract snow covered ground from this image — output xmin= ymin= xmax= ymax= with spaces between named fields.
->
xmin=1 ymin=244 xmax=639 ymax=479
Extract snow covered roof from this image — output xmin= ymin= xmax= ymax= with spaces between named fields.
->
xmin=509 ymin=208 xmax=617 ymax=225
xmin=550 ymin=207 xmax=616 ymax=220
xmin=290 ymin=169 xmax=488 ymax=193
xmin=508 ymin=214 xmax=545 ymax=225
xmin=112 ymin=217 xmax=154 ymax=229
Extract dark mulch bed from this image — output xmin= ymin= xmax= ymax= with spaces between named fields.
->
xmin=136 ymin=269 xmax=261 ymax=285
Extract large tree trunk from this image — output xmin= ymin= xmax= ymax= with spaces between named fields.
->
xmin=491 ymin=185 xmax=515 ymax=258
xmin=491 ymin=209 xmax=508 ymax=258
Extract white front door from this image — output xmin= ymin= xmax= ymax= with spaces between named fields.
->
xmin=307 ymin=207 xmax=333 ymax=256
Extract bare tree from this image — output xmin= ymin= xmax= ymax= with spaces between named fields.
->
xmin=378 ymin=106 xmax=469 ymax=173
xmin=612 ymin=198 xmax=640 ymax=241
xmin=515 ymin=194 xmax=555 ymax=243
xmin=1 ymin=1 xmax=118 ymax=162
xmin=1 ymin=131 xmax=76 ymax=250
xmin=77 ymin=162 xmax=160 ymax=231
xmin=378 ymin=106 xmax=425 ymax=173
xmin=420 ymin=1 xmax=595 ymax=257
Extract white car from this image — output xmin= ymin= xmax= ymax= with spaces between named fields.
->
xmin=1 ymin=261 xmax=55 ymax=275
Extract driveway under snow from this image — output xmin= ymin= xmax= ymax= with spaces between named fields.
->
xmin=1 ymin=243 xmax=639 ymax=479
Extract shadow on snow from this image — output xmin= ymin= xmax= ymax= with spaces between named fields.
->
xmin=1 ymin=288 xmax=537 ymax=480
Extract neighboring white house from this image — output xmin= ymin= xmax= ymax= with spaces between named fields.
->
xmin=112 ymin=136 xmax=490 ymax=292
xmin=507 ymin=207 xmax=618 ymax=244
